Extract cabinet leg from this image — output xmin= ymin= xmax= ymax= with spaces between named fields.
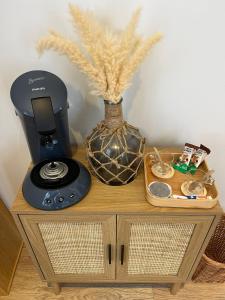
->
xmin=51 ymin=282 xmax=61 ymax=295
xmin=170 ymin=282 xmax=183 ymax=295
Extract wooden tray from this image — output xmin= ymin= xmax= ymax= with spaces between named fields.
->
xmin=144 ymin=152 xmax=219 ymax=209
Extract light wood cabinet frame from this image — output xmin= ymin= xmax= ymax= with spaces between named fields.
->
xmin=20 ymin=214 xmax=116 ymax=282
xmin=11 ymin=147 xmax=223 ymax=295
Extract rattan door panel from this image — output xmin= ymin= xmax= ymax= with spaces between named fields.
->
xmin=20 ymin=215 xmax=116 ymax=281
xmin=117 ymin=215 xmax=213 ymax=281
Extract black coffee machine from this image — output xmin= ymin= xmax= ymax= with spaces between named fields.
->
xmin=10 ymin=70 xmax=71 ymax=163
xmin=10 ymin=70 xmax=91 ymax=210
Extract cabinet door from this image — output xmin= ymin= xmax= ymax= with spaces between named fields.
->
xmin=117 ymin=215 xmax=213 ymax=282
xmin=20 ymin=215 xmax=116 ymax=282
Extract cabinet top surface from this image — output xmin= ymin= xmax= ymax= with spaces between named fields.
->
xmin=11 ymin=147 xmax=223 ymax=215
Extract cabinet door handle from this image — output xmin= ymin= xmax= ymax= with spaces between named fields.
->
xmin=108 ymin=244 xmax=111 ymax=264
xmin=120 ymin=245 xmax=125 ymax=265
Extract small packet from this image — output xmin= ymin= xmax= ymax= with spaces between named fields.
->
xmin=173 ymin=143 xmax=198 ymax=174
xmin=197 ymin=144 xmax=211 ymax=166
xmin=188 ymin=144 xmax=211 ymax=174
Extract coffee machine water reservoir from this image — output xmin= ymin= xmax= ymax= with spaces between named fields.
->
xmin=10 ymin=70 xmax=71 ymax=164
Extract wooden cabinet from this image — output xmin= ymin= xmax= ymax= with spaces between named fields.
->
xmin=11 ymin=147 xmax=223 ymax=295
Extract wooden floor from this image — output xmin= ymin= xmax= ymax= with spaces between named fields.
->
xmin=0 ymin=248 xmax=225 ymax=300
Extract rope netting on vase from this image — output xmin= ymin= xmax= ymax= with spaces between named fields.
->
xmin=86 ymin=121 xmax=145 ymax=185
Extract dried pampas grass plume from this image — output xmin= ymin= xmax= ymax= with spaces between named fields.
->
xmin=37 ymin=4 xmax=162 ymax=103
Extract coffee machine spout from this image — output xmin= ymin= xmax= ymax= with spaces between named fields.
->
xmin=40 ymin=135 xmax=54 ymax=146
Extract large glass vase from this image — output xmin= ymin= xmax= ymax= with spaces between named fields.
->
xmin=86 ymin=98 xmax=145 ymax=185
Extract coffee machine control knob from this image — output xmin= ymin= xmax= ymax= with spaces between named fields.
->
xmin=42 ymin=195 xmax=53 ymax=208
xmin=58 ymin=196 xmax=64 ymax=202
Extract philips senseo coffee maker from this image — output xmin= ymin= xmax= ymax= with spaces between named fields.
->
xmin=10 ymin=70 xmax=71 ymax=164
xmin=10 ymin=70 xmax=91 ymax=210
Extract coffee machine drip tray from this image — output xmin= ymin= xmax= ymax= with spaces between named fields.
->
xmin=23 ymin=158 xmax=91 ymax=211
xmin=31 ymin=158 xmax=80 ymax=189
xmin=40 ymin=161 xmax=69 ymax=180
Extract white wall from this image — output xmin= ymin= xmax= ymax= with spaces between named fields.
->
xmin=0 ymin=0 xmax=225 ymax=208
